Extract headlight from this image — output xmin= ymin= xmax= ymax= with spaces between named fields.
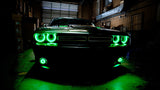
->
xmin=111 ymin=35 xmax=129 ymax=47
xmin=46 ymin=33 xmax=57 ymax=43
xmin=121 ymin=36 xmax=129 ymax=45
xmin=112 ymin=35 xmax=120 ymax=45
xmin=34 ymin=33 xmax=58 ymax=47
xmin=34 ymin=33 xmax=45 ymax=42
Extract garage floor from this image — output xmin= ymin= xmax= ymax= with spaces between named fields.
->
xmin=11 ymin=49 xmax=151 ymax=90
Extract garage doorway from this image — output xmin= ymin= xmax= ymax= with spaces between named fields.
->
xmin=42 ymin=1 xmax=78 ymax=24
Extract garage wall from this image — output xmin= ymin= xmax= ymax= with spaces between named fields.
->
xmin=113 ymin=0 xmax=121 ymax=8
xmin=96 ymin=0 xmax=157 ymax=32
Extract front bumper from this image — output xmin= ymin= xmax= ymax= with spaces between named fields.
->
xmin=33 ymin=45 xmax=129 ymax=74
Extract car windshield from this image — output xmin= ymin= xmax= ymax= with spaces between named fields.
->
xmin=49 ymin=18 xmax=92 ymax=26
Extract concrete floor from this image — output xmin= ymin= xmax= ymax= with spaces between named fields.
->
xmin=17 ymin=74 xmax=147 ymax=90
xmin=7 ymin=49 xmax=154 ymax=90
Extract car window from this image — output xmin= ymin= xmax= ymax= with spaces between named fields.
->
xmin=49 ymin=19 xmax=92 ymax=26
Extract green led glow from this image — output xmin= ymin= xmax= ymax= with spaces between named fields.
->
xmin=41 ymin=66 xmax=50 ymax=69
xmin=96 ymin=27 xmax=101 ymax=29
xmin=112 ymin=35 xmax=120 ymax=44
xmin=34 ymin=32 xmax=58 ymax=46
xmin=46 ymin=33 xmax=57 ymax=43
xmin=59 ymin=25 xmax=68 ymax=27
xmin=118 ymin=57 xmax=124 ymax=63
xmin=40 ymin=58 xmax=47 ymax=65
xmin=119 ymin=44 xmax=127 ymax=47
xmin=18 ymin=74 xmax=147 ymax=90
xmin=36 ymin=42 xmax=58 ymax=47
xmin=110 ymin=35 xmax=129 ymax=47
xmin=47 ymin=43 xmax=58 ymax=46
xmin=121 ymin=36 xmax=129 ymax=44
xmin=113 ymin=64 xmax=121 ymax=67
xmin=34 ymin=33 xmax=45 ymax=42
xmin=109 ymin=44 xmax=119 ymax=47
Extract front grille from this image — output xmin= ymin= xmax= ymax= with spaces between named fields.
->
xmin=57 ymin=34 xmax=113 ymax=47
xmin=88 ymin=36 xmax=113 ymax=47
xmin=58 ymin=35 xmax=87 ymax=42
xmin=57 ymin=34 xmax=88 ymax=47
xmin=88 ymin=36 xmax=112 ymax=43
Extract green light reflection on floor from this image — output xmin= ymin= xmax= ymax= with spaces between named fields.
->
xmin=103 ymin=73 xmax=147 ymax=90
xmin=17 ymin=73 xmax=147 ymax=90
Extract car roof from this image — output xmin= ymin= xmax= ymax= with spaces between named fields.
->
xmin=49 ymin=17 xmax=91 ymax=25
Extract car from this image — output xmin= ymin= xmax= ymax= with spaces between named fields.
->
xmin=32 ymin=17 xmax=131 ymax=82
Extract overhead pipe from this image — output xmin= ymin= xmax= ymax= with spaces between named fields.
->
xmin=96 ymin=3 xmax=124 ymax=20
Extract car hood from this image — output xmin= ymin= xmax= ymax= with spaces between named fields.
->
xmin=35 ymin=25 xmax=126 ymax=35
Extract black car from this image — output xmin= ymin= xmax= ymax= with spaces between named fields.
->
xmin=33 ymin=17 xmax=131 ymax=80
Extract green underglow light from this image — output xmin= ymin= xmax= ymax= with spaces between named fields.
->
xmin=18 ymin=74 xmax=147 ymax=90
xmin=112 ymin=35 xmax=120 ymax=44
xmin=46 ymin=33 xmax=57 ymax=43
xmin=34 ymin=33 xmax=45 ymax=42
xmin=121 ymin=36 xmax=129 ymax=44
xmin=40 ymin=58 xmax=47 ymax=65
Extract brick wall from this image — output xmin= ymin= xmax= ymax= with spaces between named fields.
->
xmin=113 ymin=0 xmax=121 ymax=8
